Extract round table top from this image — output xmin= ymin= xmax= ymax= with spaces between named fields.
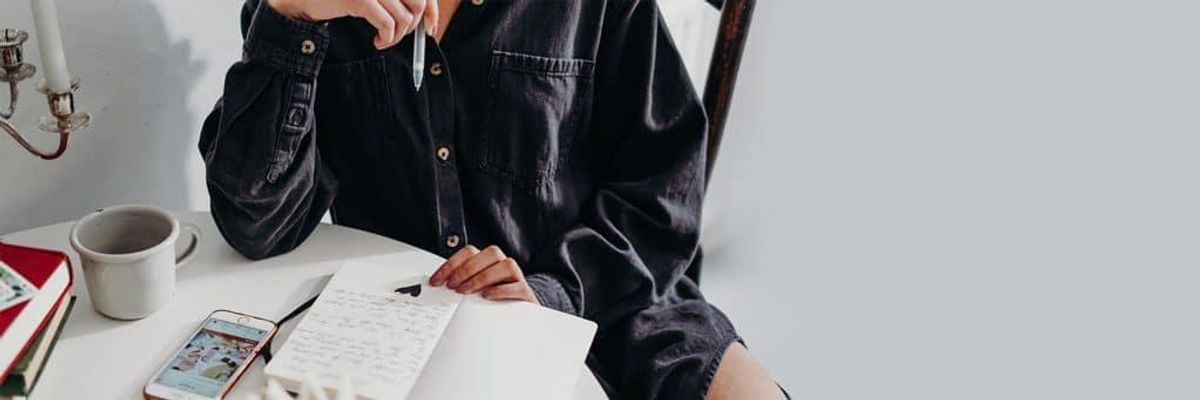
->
xmin=1 ymin=211 xmax=604 ymax=399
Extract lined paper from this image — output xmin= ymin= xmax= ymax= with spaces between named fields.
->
xmin=265 ymin=261 xmax=462 ymax=399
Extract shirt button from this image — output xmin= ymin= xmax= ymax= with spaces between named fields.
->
xmin=471 ymin=0 xmax=485 ymax=5
xmin=300 ymin=39 xmax=316 ymax=54
xmin=436 ymin=146 xmax=451 ymax=161
xmin=430 ymin=62 xmax=444 ymax=76
xmin=445 ymin=234 xmax=461 ymax=248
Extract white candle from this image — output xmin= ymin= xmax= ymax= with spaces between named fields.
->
xmin=31 ymin=0 xmax=71 ymax=93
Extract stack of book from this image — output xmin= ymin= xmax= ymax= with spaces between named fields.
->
xmin=0 ymin=243 xmax=76 ymax=400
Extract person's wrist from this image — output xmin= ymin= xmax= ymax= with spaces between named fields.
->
xmin=266 ymin=0 xmax=313 ymax=22
xmin=527 ymin=274 xmax=577 ymax=315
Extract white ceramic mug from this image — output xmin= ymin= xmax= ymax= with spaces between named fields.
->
xmin=69 ymin=205 xmax=201 ymax=320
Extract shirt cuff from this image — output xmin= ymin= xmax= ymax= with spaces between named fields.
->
xmin=243 ymin=0 xmax=329 ymax=76
xmin=526 ymin=274 xmax=578 ymax=316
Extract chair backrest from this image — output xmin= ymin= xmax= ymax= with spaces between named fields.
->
xmin=687 ymin=0 xmax=757 ymax=284
xmin=702 ymin=0 xmax=756 ymax=182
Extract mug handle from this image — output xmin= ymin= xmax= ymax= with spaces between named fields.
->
xmin=176 ymin=222 xmax=202 ymax=268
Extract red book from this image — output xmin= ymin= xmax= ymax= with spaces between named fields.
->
xmin=0 ymin=243 xmax=73 ymax=382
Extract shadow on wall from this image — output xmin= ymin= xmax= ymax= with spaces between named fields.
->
xmin=0 ymin=0 xmax=203 ymax=234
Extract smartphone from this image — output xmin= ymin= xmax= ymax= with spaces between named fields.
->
xmin=144 ymin=310 xmax=278 ymax=400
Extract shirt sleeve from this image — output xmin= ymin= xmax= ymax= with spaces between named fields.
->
xmin=526 ymin=0 xmax=709 ymax=328
xmin=198 ymin=0 xmax=336 ymax=260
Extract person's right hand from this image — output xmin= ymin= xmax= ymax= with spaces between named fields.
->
xmin=267 ymin=0 xmax=438 ymax=50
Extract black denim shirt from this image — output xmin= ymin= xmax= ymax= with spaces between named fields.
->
xmin=201 ymin=2 xmax=734 ymax=396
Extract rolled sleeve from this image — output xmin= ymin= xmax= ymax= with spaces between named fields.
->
xmin=527 ymin=273 xmax=578 ymax=316
xmin=199 ymin=0 xmax=338 ymax=261
xmin=243 ymin=0 xmax=329 ymax=77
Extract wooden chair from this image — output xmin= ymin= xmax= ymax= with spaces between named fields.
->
xmin=687 ymin=0 xmax=757 ymax=284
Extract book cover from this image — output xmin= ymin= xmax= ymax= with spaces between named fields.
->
xmin=0 ymin=296 xmax=75 ymax=396
xmin=0 ymin=243 xmax=74 ymax=381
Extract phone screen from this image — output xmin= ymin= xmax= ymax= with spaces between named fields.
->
xmin=151 ymin=317 xmax=271 ymax=397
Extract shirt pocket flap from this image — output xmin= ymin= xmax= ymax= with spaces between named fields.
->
xmin=481 ymin=50 xmax=596 ymax=191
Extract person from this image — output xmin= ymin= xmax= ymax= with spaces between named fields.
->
xmin=199 ymin=0 xmax=785 ymax=398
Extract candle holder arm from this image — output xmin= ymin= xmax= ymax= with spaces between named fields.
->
xmin=0 ymin=79 xmax=85 ymax=160
xmin=1 ymin=81 xmax=15 ymax=119
xmin=0 ymin=28 xmax=88 ymax=160
xmin=0 ymin=118 xmax=68 ymax=160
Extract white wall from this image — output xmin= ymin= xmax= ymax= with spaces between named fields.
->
xmin=698 ymin=0 xmax=1199 ymax=398
xmin=0 ymin=0 xmax=241 ymax=233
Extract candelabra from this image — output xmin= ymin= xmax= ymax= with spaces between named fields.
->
xmin=0 ymin=28 xmax=90 ymax=160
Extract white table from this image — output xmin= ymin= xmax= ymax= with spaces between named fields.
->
xmin=2 ymin=211 xmax=605 ymax=399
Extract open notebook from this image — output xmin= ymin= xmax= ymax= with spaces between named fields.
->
xmin=263 ymin=259 xmax=598 ymax=400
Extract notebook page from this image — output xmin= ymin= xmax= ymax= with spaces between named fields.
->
xmin=265 ymin=260 xmax=462 ymax=399
xmin=407 ymin=296 xmax=598 ymax=400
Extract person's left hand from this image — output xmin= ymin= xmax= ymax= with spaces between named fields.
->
xmin=429 ymin=245 xmax=539 ymax=305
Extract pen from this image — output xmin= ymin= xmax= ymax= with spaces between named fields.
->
xmin=413 ymin=19 xmax=426 ymax=91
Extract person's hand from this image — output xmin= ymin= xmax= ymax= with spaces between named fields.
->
xmin=267 ymin=0 xmax=438 ymax=50
xmin=429 ymin=245 xmax=540 ymax=305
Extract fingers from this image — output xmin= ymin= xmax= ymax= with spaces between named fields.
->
xmin=345 ymin=0 xmax=428 ymax=49
xmin=482 ymin=282 xmax=539 ymax=304
xmin=378 ymin=0 xmax=407 ymax=48
xmin=457 ymin=258 xmax=522 ymax=293
xmin=401 ymin=0 xmax=427 ymax=34
xmin=429 ymin=245 xmax=479 ymax=286
xmin=348 ymin=0 xmax=396 ymax=49
xmin=377 ymin=0 xmax=414 ymax=48
xmin=427 ymin=244 xmax=537 ymax=305
xmin=447 ymin=245 xmax=506 ymax=289
xmin=424 ymin=0 xmax=439 ymax=36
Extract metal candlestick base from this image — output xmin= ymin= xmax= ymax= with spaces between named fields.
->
xmin=0 ymin=28 xmax=91 ymax=160
xmin=36 ymin=79 xmax=91 ymax=133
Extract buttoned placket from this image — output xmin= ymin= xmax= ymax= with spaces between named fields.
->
xmin=421 ymin=42 xmax=469 ymax=258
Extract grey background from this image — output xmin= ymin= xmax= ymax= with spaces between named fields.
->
xmin=700 ymin=0 xmax=1198 ymax=398
xmin=1 ymin=0 xmax=1197 ymax=398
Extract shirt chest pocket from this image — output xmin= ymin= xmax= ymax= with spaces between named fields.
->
xmin=480 ymin=50 xmax=595 ymax=190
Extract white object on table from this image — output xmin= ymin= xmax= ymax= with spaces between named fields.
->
xmin=267 ymin=259 xmax=597 ymax=400
xmin=266 ymin=262 xmax=463 ymax=398
xmin=29 ymin=0 xmax=72 ymax=92
xmin=1 ymin=211 xmax=607 ymax=399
